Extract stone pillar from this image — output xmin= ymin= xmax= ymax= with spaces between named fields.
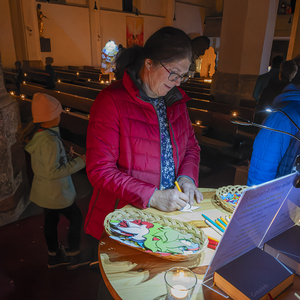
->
xmin=21 ymin=0 xmax=42 ymax=62
xmin=211 ymin=0 xmax=279 ymax=105
xmin=89 ymin=0 xmax=102 ymax=68
xmin=165 ymin=0 xmax=175 ymax=27
xmin=287 ymin=0 xmax=300 ymax=59
xmin=0 ymin=54 xmax=29 ymax=226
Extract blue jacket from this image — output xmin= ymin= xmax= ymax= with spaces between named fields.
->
xmin=247 ymin=83 xmax=300 ymax=186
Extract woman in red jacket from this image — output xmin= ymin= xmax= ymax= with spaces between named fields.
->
xmin=85 ymin=27 xmax=202 ymax=240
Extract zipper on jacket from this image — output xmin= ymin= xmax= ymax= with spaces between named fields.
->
xmin=153 ymin=99 xmax=163 ymax=189
xmin=137 ymin=95 xmax=163 ymax=189
xmin=169 ymin=111 xmax=179 ymax=176
xmin=114 ymin=199 xmax=120 ymax=210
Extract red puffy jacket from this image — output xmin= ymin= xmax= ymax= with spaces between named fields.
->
xmin=84 ymin=71 xmax=200 ymax=239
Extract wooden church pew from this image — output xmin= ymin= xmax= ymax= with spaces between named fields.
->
xmin=20 ymin=83 xmax=93 ymax=113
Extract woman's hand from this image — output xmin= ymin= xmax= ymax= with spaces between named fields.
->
xmin=149 ymin=189 xmax=189 ymax=212
xmin=177 ymin=177 xmax=203 ymax=205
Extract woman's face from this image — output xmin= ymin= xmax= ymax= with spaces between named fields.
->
xmin=142 ymin=58 xmax=190 ymax=98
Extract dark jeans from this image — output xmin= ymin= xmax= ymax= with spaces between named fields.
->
xmin=44 ymin=203 xmax=82 ymax=253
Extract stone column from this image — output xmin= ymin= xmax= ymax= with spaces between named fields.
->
xmin=0 ymin=54 xmax=29 ymax=226
xmin=287 ymin=0 xmax=300 ymax=59
xmin=21 ymin=0 xmax=42 ymax=62
xmin=165 ymin=0 xmax=175 ymax=27
xmin=211 ymin=0 xmax=279 ymax=105
xmin=89 ymin=0 xmax=102 ymax=68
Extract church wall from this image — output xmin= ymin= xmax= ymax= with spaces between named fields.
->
xmin=38 ymin=3 xmax=92 ymax=67
xmin=0 ymin=0 xmax=17 ymax=69
xmin=99 ymin=10 xmax=165 ymax=49
xmin=100 ymin=0 xmax=122 ymax=11
xmin=175 ymin=2 xmax=205 ymax=39
xmin=138 ymin=0 xmax=167 ymax=16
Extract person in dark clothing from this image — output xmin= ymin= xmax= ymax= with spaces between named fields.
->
xmin=248 ymin=65 xmax=300 ymax=186
xmin=45 ymin=57 xmax=56 ymax=89
xmin=14 ymin=61 xmax=24 ymax=94
xmin=291 ymin=54 xmax=300 ymax=85
xmin=252 ymin=55 xmax=284 ymax=101
xmin=254 ymin=60 xmax=298 ymax=124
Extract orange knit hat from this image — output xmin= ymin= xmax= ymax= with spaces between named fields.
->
xmin=32 ymin=93 xmax=62 ymax=123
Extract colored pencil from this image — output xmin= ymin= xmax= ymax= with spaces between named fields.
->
xmin=202 ymin=214 xmax=224 ymax=232
xmin=207 ymin=235 xmax=220 ymax=243
xmin=205 ymin=219 xmax=223 ymax=236
xmin=225 ymin=215 xmax=230 ymax=223
xmin=220 ymin=217 xmax=228 ymax=225
xmin=174 ymin=181 xmax=182 ymax=192
xmin=218 ymin=218 xmax=227 ymax=228
xmin=215 ymin=219 xmax=226 ymax=230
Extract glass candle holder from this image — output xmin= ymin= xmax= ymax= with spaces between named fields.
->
xmin=164 ymin=267 xmax=197 ymax=300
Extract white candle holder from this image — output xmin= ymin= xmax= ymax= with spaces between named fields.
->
xmin=164 ymin=267 xmax=197 ymax=300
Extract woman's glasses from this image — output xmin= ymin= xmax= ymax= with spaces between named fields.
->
xmin=160 ymin=62 xmax=189 ymax=83
xmin=160 ymin=62 xmax=189 ymax=82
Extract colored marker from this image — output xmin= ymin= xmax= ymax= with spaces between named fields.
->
xmin=202 ymin=214 xmax=225 ymax=232
xmin=207 ymin=244 xmax=216 ymax=250
xmin=205 ymin=219 xmax=223 ymax=236
xmin=207 ymin=236 xmax=220 ymax=243
xmin=218 ymin=218 xmax=227 ymax=228
xmin=215 ymin=219 xmax=226 ymax=231
xmin=208 ymin=239 xmax=218 ymax=246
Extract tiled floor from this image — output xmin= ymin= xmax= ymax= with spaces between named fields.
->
xmin=0 ymin=156 xmax=238 ymax=300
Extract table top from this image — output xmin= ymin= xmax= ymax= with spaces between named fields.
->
xmin=98 ymin=188 xmax=300 ymax=300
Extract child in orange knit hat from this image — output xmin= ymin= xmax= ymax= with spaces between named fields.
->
xmin=21 ymin=93 xmax=87 ymax=268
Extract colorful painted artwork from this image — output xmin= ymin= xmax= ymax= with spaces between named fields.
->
xmin=101 ymin=40 xmax=119 ymax=72
xmin=126 ymin=17 xmax=144 ymax=48
xmin=109 ymin=219 xmax=200 ymax=256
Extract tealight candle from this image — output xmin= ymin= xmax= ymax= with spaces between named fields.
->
xmin=164 ymin=267 xmax=197 ymax=300
xmin=171 ymin=285 xmax=188 ymax=299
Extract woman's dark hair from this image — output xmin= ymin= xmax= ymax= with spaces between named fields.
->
xmin=115 ymin=27 xmax=192 ymax=79
xmin=20 ymin=121 xmax=41 ymax=145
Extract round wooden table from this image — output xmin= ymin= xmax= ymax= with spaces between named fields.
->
xmin=98 ymin=188 xmax=300 ymax=300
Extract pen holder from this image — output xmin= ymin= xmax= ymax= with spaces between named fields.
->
xmin=164 ymin=267 xmax=197 ymax=300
